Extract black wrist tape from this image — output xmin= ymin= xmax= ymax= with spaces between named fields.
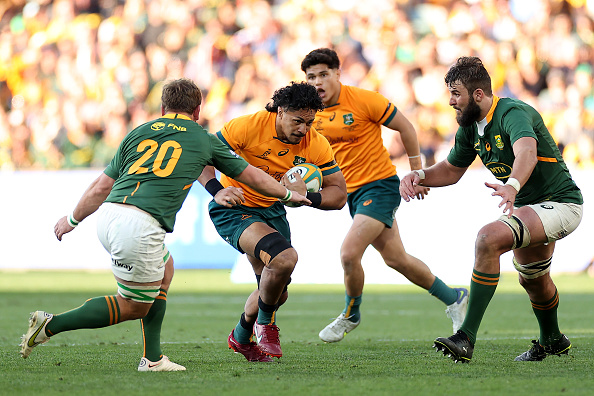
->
xmin=306 ymin=191 xmax=322 ymax=208
xmin=205 ymin=179 xmax=224 ymax=196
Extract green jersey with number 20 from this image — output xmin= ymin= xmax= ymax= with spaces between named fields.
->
xmin=104 ymin=114 xmax=248 ymax=232
xmin=447 ymin=96 xmax=582 ymax=207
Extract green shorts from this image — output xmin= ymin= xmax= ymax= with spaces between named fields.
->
xmin=347 ymin=175 xmax=401 ymax=228
xmin=208 ymin=201 xmax=291 ymax=253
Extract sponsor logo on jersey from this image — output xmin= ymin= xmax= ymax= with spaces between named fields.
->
xmin=112 ymin=259 xmax=133 ymax=272
xmin=151 ymin=122 xmax=165 ymax=131
xmin=315 ymin=119 xmax=324 ymax=131
xmin=485 ymin=162 xmax=512 ymax=179
xmin=495 ymin=135 xmax=504 ymax=150
xmin=277 ymin=149 xmax=289 ymax=156
xmin=292 ymin=156 xmax=307 ymax=166
xmin=229 ymin=150 xmax=241 ymax=159
xmin=255 ymin=149 xmax=272 ymax=159
xmin=485 ymin=142 xmax=491 ymax=151
xmin=343 ymin=113 xmax=354 ymax=125
xmin=167 ymin=123 xmax=186 ymax=131
xmin=329 ymin=112 xmax=336 ymax=121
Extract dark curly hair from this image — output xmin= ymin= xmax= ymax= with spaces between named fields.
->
xmin=265 ymin=81 xmax=324 ymax=113
xmin=161 ymin=78 xmax=202 ymax=114
xmin=300 ymin=48 xmax=340 ymax=72
xmin=444 ymin=56 xmax=492 ymax=96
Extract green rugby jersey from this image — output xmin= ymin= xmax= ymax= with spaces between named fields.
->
xmin=447 ymin=97 xmax=582 ymax=206
xmin=104 ymin=113 xmax=248 ymax=232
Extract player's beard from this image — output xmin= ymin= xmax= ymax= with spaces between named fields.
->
xmin=456 ymin=97 xmax=481 ymax=127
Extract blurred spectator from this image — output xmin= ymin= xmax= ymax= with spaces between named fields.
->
xmin=0 ymin=0 xmax=593 ymax=171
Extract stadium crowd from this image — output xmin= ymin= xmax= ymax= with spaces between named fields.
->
xmin=1 ymin=0 xmax=593 ymax=170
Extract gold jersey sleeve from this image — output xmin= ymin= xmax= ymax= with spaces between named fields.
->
xmin=314 ymin=84 xmax=397 ymax=193
xmin=218 ymin=110 xmax=338 ymax=207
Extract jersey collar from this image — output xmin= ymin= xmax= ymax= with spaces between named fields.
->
xmin=484 ymin=95 xmax=499 ymax=124
xmin=162 ymin=113 xmax=192 ymax=120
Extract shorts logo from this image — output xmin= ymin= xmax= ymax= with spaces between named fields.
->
xmin=241 ymin=214 xmax=252 ymax=220
xmin=363 ymin=199 xmax=372 ymax=206
xmin=112 ymin=259 xmax=133 ymax=272
xmin=540 ymin=204 xmax=554 ymax=209
xmin=343 ymin=113 xmax=354 ymax=125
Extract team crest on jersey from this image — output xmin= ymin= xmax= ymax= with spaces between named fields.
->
xmin=292 ymin=156 xmax=306 ymax=166
xmin=494 ymin=135 xmax=504 ymax=150
xmin=343 ymin=113 xmax=354 ymax=125
xmin=151 ymin=122 xmax=165 ymax=131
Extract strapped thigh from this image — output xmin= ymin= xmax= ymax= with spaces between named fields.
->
xmin=117 ymin=281 xmax=160 ymax=303
xmin=498 ymin=214 xmax=531 ymax=249
xmin=254 ymin=232 xmax=292 ymax=266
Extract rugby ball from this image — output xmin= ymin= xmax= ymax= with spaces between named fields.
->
xmin=283 ymin=163 xmax=323 ymax=207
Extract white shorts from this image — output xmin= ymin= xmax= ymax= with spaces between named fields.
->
xmin=97 ymin=203 xmax=170 ymax=283
xmin=529 ymin=201 xmax=583 ymax=242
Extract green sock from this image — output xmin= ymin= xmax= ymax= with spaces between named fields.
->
xmin=428 ymin=277 xmax=458 ymax=305
xmin=233 ymin=312 xmax=253 ymax=344
xmin=141 ymin=289 xmax=167 ymax=362
xmin=343 ymin=292 xmax=362 ymax=322
xmin=459 ymin=270 xmax=499 ymax=345
xmin=531 ymin=288 xmax=562 ymax=345
xmin=45 ymin=296 xmax=120 ymax=336
xmin=256 ymin=297 xmax=276 ymax=325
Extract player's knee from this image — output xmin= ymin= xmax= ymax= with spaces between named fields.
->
xmin=254 ymin=232 xmax=294 ymax=267
xmin=118 ymin=298 xmax=152 ymax=321
xmin=475 ymin=223 xmax=510 ymax=256
xmin=270 ymin=248 xmax=298 ymax=274
xmin=340 ymin=246 xmax=363 ymax=269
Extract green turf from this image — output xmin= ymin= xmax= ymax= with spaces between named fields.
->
xmin=1 ymin=270 xmax=593 ymax=395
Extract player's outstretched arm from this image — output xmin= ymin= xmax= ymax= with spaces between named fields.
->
xmin=400 ymin=160 xmax=467 ymax=202
xmin=234 ymin=165 xmax=311 ymax=206
xmin=55 ymin=172 xmax=115 ymax=241
xmin=198 ymin=166 xmax=246 ymax=207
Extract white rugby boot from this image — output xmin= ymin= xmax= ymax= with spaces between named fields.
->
xmin=319 ymin=313 xmax=360 ymax=343
xmin=138 ymin=355 xmax=186 ymax=372
xmin=20 ymin=311 xmax=53 ymax=358
xmin=445 ymin=288 xmax=469 ymax=333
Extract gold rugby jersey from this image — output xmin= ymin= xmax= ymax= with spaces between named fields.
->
xmin=216 ymin=110 xmax=339 ymax=207
xmin=314 ymin=84 xmax=397 ymax=193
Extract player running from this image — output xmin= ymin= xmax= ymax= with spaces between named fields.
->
xmin=20 ymin=78 xmax=309 ymax=371
xmin=301 ymin=48 xmax=468 ymax=343
xmin=400 ymin=57 xmax=583 ymax=363
xmin=198 ymin=81 xmax=347 ymax=361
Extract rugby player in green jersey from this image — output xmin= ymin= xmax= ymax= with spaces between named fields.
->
xmin=19 ymin=78 xmax=309 ymax=371
xmin=400 ymin=57 xmax=583 ymax=363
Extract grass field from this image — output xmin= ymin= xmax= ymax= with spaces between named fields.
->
xmin=1 ymin=270 xmax=593 ymax=396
